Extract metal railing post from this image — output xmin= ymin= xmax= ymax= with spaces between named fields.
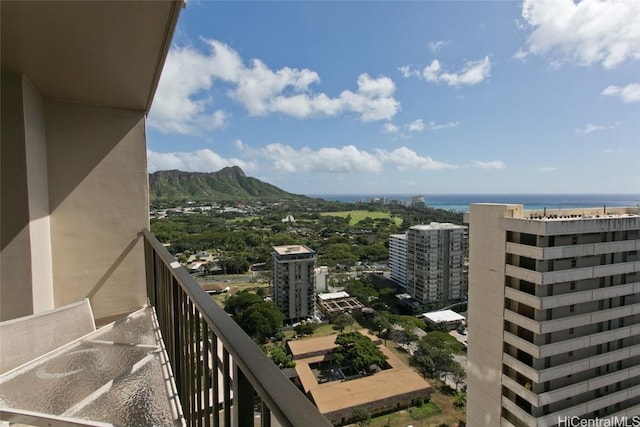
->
xmin=142 ymin=229 xmax=332 ymax=427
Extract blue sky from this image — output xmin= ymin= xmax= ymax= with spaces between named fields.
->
xmin=147 ymin=0 xmax=640 ymax=195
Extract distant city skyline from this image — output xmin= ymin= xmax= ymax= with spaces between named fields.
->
xmin=147 ymin=1 xmax=640 ymax=195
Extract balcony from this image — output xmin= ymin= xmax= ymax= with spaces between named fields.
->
xmin=0 ymin=230 xmax=332 ymax=427
xmin=0 ymin=1 xmax=330 ymax=425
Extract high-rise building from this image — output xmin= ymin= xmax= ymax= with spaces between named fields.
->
xmin=406 ymin=223 xmax=468 ymax=307
xmin=389 ymin=233 xmax=408 ymax=288
xmin=411 ymin=195 xmax=426 ymax=208
xmin=272 ymin=245 xmax=317 ymax=323
xmin=466 ymin=204 xmax=640 ymax=426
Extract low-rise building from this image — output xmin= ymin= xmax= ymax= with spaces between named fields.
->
xmin=287 ymin=332 xmax=433 ymax=425
xmin=317 ymin=291 xmax=365 ymax=321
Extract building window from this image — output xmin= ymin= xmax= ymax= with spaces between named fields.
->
xmin=571 ymin=259 xmax=577 ymax=268
xmin=569 ymin=328 xmax=574 ymax=334
xmin=568 ymin=351 xmax=574 ymax=356
xmin=570 ymin=281 xmax=576 ymax=290
xmin=569 ymin=305 xmax=575 ymax=313
xmin=572 ymin=236 xmax=578 ymax=245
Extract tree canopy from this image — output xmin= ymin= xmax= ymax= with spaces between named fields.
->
xmin=224 ymin=291 xmax=283 ymax=341
xmin=333 ymin=313 xmax=355 ymax=332
xmin=333 ymin=332 xmax=388 ymax=373
xmin=412 ymin=332 xmax=463 ymax=380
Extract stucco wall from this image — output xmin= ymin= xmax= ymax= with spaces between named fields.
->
xmin=23 ymin=76 xmax=55 ymax=313
xmin=45 ymin=100 xmax=149 ymax=322
xmin=466 ymin=204 xmax=512 ymax=426
xmin=1 ymin=73 xmax=34 ymax=320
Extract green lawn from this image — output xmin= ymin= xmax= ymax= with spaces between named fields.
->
xmin=319 ymin=210 xmax=401 ymax=226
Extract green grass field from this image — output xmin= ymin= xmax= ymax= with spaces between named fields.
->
xmin=320 ymin=210 xmax=401 ymax=226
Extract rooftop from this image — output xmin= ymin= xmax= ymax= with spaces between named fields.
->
xmin=289 ymin=332 xmax=432 ymax=421
xmin=410 ymin=222 xmax=468 ymax=231
xmin=273 ymin=245 xmax=315 ymax=255
xmin=317 ymin=291 xmax=350 ymax=301
xmin=420 ymin=309 xmax=466 ymax=324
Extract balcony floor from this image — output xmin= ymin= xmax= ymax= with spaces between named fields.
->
xmin=0 ymin=307 xmax=183 ymax=426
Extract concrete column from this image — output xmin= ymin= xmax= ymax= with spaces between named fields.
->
xmin=1 ymin=73 xmax=34 ymax=320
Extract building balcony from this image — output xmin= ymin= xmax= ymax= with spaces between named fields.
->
xmin=506 ymin=239 xmax=640 ymax=261
xmin=0 ymin=230 xmax=332 ymax=427
xmin=504 ymin=342 xmax=640 ymax=384
xmin=505 ymin=282 xmax=640 ymax=310
xmin=505 ymin=262 xmax=639 ymax=286
xmin=504 ymin=324 xmax=640 ymax=359
xmin=504 ymin=301 xmax=640 ymax=334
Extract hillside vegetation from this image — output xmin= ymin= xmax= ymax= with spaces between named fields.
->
xmin=149 ymin=166 xmax=305 ymax=202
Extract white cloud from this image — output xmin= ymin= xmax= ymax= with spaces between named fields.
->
xmin=513 ymin=48 xmax=529 ymax=60
xmin=398 ymin=65 xmax=420 ymax=78
xmin=148 ymin=45 xmax=228 ymax=135
xmin=602 ymin=83 xmax=640 ymax=103
xmin=428 ymin=40 xmax=450 ymax=53
xmin=376 ymin=147 xmax=457 ymax=170
xmin=248 ymin=143 xmax=457 ymax=173
xmin=427 ymin=121 xmax=460 ymax=130
xmin=383 ymin=123 xmax=399 ymax=133
xmin=539 ymin=167 xmax=558 ymax=172
xmin=422 ymin=60 xmax=442 ymax=82
xmin=149 ymin=143 xmax=461 ymax=175
xmin=147 ymin=149 xmax=255 ymax=173
xmin=401 ymin=56 xmax=492 ymax=87
xmin=519 ymin=0 xmax=640 ymax=69
xmin=472 ymin=160 xmax=506 ymax=170
xmin=149 ymin=39 xmax=400 ymax=134
xmin=261 ymin=144 xmax=384 ymax=173
xmin=575 ymin=122 xmax=621 ymax=134
xmin=407 ymin=119 xmax=424 ymax=132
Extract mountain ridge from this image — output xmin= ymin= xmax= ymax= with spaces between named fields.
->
xmin=149 ymin=166 xmax=304 ymax=201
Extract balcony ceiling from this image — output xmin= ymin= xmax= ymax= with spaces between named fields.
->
xmin=1 ymin=0 xmax=182 ymax=112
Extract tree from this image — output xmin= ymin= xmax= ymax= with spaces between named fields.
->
xmin=453 ymin=391 xmax=466 ymax=410
xmin=237 ymin=301 xmax=284 ymax=341
xmin=225 ymin=291 xmax=284 ymax=342
xmin=351 ymin=407 xmax=371 ymax=426
xmin=450 ymin=362 xmax=466 ymax=391
xmin=333 ymin=313 xmax=355 ymax=332
xmin=294 ymin=321 xmax=318 ymax=336
xmin=421 ymin=331 xmax=463 ymax=354
xmin=333 ymin=332 xmax=388 ymax=373
xmin=224 ymin=291 xmax=263 ymax=316
xmin=269 ymin=344 xmax=295 ymax=368
xmin=412 ymin=341 xmax=455 ymax=380
xmin=426 ymin=321 xmax=450 ymax=332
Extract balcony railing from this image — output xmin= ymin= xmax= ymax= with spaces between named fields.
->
xmin=142 ymin=230 xmax=332 ymax=427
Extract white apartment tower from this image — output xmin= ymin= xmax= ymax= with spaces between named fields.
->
xmin=406 ymin=223 xmax=468 ymax=307
xmin=466 ymin=204 xmax=640 ymax=426
xmin=389 ymin=233 xmax=408 ymax=288
xmin=272 ymin=245 xmax=317 ymax=323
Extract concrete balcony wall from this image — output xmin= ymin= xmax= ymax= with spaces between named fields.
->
xmin=46 ymin=100 xmax=149 ymax=322
xmin=500 ymin=396 xmax=537 ymax=427
xmin=540 ymin=384 xmax=640 ymax=426
xmin=0 ymin=74 xmax=149 ymax=323
xmin=537 ymin=365 xmax=640 ymax=406
xmin=1 ymin=73 xmax=55 ymax=320
xmin=504 ymin=239 xmax=640 ymax=262
xmin=507 ymin=263 xmax=639 ymax=286
xmin=505 ymin=302 xmax=640 ymax=335
xmin=504 ymin=282 xmax=640 ymax=310
xmin=466 ymin=204 xmax=511 ymax=427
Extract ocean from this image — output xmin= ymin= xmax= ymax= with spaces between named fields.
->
xmin=307 ymin=193 xmax=640 ymax=213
